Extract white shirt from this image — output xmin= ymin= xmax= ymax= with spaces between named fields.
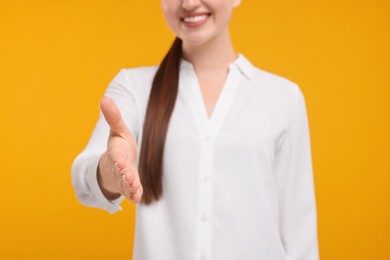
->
xmin=71 ymin=54 xmax=319 ymax=260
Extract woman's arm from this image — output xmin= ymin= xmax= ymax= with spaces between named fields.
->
xmin=273 ymin=83 xmax=320 ymax=259
xmin=71 ymin=69 xmax=141 ymax=214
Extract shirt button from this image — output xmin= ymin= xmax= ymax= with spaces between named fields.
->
xmin=202 ymin=175 xmax=209 ymax=183
xmin=200 ymin=214 xmax=207 ymax=222
xmin=200 ymin=255 xmax=206 ymax=260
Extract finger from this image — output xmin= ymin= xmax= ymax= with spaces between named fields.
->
xmin=120 ymin=167 xmax=136 ymax=185
xmin=130 ymin=187 xmax=143 ymax=203
xmin=100 ymin=96 xmax=131 ymax=139
xmin=128 ymin=172 xmax=141 ymax=192
xmin=119 ymin=180 xmax=133 ymax=201
xmin=121 ymin=165 xmax=141 ymax=192
xmin=107 ymin=151 xmax=127 ymax=175
xmin=121 ymin=181 xmax=141 ymax=203
xmin=118 ymin=168 xmax=142 ymax=200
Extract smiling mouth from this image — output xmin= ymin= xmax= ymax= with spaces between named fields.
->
xmin=181 ymin=13 xmax=212 ymax=23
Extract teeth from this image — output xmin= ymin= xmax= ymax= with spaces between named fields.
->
xmin=183 ymin=15 xmax=208 ymax=23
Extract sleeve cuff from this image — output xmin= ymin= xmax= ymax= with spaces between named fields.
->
xmin=86 ymin=152 xmax=126 ymax=214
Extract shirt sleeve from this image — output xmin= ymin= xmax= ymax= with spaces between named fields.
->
xmin=273 ymin=83 xmax=320 ymax=259
xmin=71 ymin=68 xmax=140 ymax=214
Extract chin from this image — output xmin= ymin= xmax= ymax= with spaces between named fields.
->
xmin=184 ymin=40 xmax=207 ymax=47
xmin=181 ymin=34 xmax=213 ymax=47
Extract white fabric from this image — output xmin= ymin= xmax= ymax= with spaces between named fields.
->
xmin=71 ymin=54 xmax=319 ymax=260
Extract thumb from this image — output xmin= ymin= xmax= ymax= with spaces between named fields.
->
xmin=100 ymin=96 xmax=131 ymax=139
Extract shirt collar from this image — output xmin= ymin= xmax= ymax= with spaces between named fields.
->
xmin=231 ymin=53 xmax=255 ymax=81
xmin=180 ymin=53 xmax=255 ymax=81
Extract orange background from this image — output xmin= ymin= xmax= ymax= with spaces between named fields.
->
xmin=1 ymin=0 xmax=389 ymax=259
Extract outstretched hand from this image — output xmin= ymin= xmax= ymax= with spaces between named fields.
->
xmin=97 ymin=96 xmax=143 ymax=204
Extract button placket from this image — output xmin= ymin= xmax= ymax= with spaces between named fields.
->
xmin=195 ymin=130 xmax=214 ymax=260
xmin=190 ymin=65 xmax=240 ymax=260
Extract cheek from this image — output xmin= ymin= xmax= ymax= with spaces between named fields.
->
xmin=205 ymin=1 xmax=233 ymax=24
xmin=161 ymin=0 xmax=180 ymax=15
xmin=162 ymin=14 xmax=182 ymax=37
xmin=161 ymin=3 xmax=179 ymax=28
xmin=214 ymin=10 xmax=233 ymax=29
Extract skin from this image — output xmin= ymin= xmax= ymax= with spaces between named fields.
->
xmin=98 ymin=97 xmax=142 ymax=203
xmin=161 ymin=0 xmax=242 ymax=117
xmin=98 ymin=0 xmax=241 ymax=203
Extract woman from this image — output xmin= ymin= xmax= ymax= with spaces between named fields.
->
xmin=72 ymin=0 xmax=320 ymax=259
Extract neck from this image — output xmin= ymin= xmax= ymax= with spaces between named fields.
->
xmin=181 ymin=29 xmax=237 ymax=74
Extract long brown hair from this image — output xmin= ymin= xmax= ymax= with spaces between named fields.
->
xmin=138 ymin=37 xmax=183 ymax=205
